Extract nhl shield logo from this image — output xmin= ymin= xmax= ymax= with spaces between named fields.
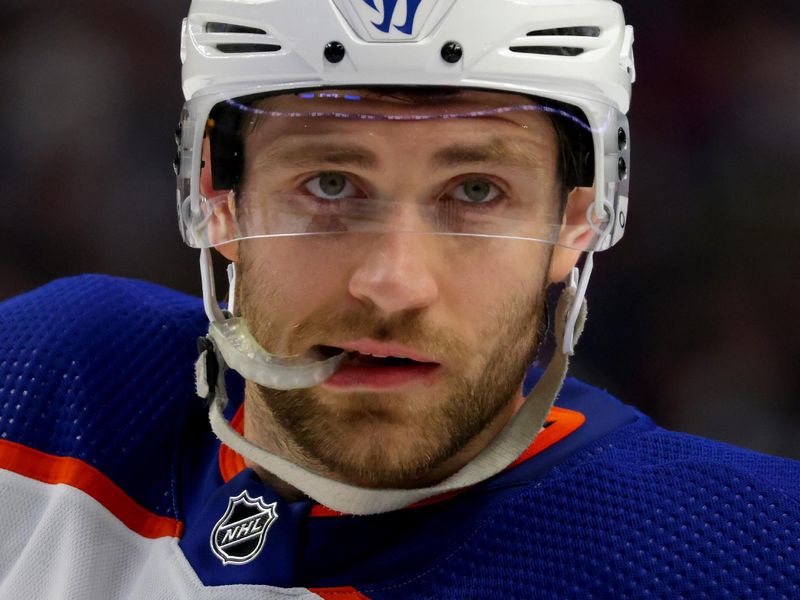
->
xmin=210 ymin=491 xmax=278 ymax=565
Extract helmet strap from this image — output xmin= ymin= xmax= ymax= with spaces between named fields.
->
xmin=563 ymin=253 xmax=595 ymax=355
xmin=197 ymin=284 xmax=587 ymax=516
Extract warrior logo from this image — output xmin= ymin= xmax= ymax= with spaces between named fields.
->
xmin=335 ymin=0 xmax=451 ymax=42
xmin=210 ymin=491 xmax=278 ymax=565
xmin=360 ymin=0 xmax=423 ymax=35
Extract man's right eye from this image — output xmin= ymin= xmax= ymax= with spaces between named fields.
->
xmin=303 ymin=172 xmax=357 ymax=200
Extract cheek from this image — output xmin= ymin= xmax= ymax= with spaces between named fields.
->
xmin=438 ymin=240 xmax=549 ymax=336
xmin=240 ymin=238 xmax=351 ymax=320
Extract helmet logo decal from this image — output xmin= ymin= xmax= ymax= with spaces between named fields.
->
xmin=361 ymin=0 xmax=423 ymax=35
xmin=210 ymin=491 xmax=278 ymax=565
xmin=334 ymin=0 xmax=452 ymax=42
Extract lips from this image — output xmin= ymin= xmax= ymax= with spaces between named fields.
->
xmin=319 ymin=339 xmax=441 ymax=390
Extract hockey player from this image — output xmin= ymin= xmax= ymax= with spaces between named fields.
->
xmin=1 ymin=1 xmax=799 ymax=598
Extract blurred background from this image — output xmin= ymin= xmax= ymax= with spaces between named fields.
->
xmin=1 ymin=0 xmax=798 ymax=457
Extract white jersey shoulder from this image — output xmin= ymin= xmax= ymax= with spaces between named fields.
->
xmin=0 ymin=469 xmax=321 ymax=600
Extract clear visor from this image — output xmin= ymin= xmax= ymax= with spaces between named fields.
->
xmin=177 ymin=88 xmax=629 ymax=251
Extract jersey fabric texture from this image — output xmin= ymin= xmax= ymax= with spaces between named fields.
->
xmin=1 ymin=275 xmax=799 ymax=599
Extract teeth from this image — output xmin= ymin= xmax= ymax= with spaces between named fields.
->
xmin=358 ymin=351 xmax=408 ymax=359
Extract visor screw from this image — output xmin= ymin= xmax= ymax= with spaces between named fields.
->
xmin=617 ymin=127 xmax=627 ymax=151
xmin=441 ymin=41 xmax=463 ymax=63
xmin=618 ymin=157 xmax=628 ymax=180
xmin=324 ymin=41 xmax=346 ymax=63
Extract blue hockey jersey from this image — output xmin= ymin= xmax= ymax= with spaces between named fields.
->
xmin=1 ymin=275 xmax=798 ymax=599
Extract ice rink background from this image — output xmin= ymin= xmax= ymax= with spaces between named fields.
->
xmin=1 ymin=0 xmax=798 ymax=458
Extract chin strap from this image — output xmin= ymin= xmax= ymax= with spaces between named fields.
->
xmin=196 ymin=281 xmax=587 ymax=516
xmin=197 ymin=249 xmax=345 ymax=392
xmin=563 ymin=257 xmax=594 ymax=354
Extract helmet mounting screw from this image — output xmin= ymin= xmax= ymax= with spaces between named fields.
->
xmin=441 ymin=41 xmax=463 ymax=63
xmin=618 ymin=157 xmax=628 ymax=180
xmin=617 ymin=127 xmax=627 ymax=151
xmin=324 ymin=41 xmax=346 ymax=63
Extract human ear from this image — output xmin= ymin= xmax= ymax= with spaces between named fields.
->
xmin=548 ymin=186 xmax=594 ymax=284
xmin=200 ymin=136 xmax=239 ymax=262
xmin=209 ymin=193 xmax=240 ymax=262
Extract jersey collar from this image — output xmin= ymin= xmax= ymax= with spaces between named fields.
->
xmin=218 ymin=404 xmax=585 ymax=517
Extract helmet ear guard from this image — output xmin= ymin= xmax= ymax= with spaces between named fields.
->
xmin=208 ymin=102 xmax=244 ymax=191
xmin=540 ymin=98 xmax=595 ymax=191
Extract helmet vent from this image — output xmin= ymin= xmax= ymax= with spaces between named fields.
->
xmin=202 ymin=22 xmax=281 ymax=54
xmin=214 ymin=43 xmax=282 ymax=54
xmin=205 ymin=22 xmax=267 ymax=35
xmin=526 ymin=26 xmax=601 ymax=38
xmin=510 ymin=26 xmax=601 ymax=57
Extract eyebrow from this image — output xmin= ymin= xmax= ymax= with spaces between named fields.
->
xmin=431 ymin=137 xmax=547 ymax=170
xmin=253 ymin=142 xmax=379 ymax=171
xmin=251 ymin=136 xmax=546 ymax=172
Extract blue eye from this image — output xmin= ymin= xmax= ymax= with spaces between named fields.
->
xmin=304 ymin=172 xmax=357 ymax=200
xmin=450 ymin=178 xmax=502 ymax=204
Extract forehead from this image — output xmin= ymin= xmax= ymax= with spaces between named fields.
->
xmin=250 ymin=88 xmax=547 ymax=115
xmin=241 ymin=88 xmax=559 ymax=161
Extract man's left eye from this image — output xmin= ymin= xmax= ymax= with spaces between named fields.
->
xmin=450 ymin=178 xmax=502 ymax=204
xmin=303 ymin=172 xmax=357 ymax=200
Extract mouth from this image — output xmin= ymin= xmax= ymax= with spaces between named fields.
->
xmin=316 ymin=342 xmax=441 ymax=390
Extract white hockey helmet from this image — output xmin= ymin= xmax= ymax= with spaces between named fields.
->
xmin=176 ymin=0 xmax=636 ymax=389
xmin=177 ymin=0 xmax=636 ymax=513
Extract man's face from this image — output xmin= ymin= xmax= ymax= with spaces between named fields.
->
xmin=222 ymin=90 xmax=566 ymax=487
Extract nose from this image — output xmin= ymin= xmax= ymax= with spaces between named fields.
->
xmin=348 ymin=230 xmax=440 ymax=315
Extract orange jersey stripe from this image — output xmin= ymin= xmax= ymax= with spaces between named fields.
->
xmin=508 ymin=405 xmax=586 ymax=468
xmin=218 ymin=404 xmax=248 ymax=480
xmin=0 ymin=439 xmax=183 ymax=539
xmin=310 ymin=586 xmax=371 ymax=599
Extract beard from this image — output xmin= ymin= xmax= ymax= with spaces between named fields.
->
xmin=238 ymin=244 xmax=549 ymax=489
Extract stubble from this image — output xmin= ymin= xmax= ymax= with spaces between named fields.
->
xmin=238 ymin=242 xmax=549 ymax=489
